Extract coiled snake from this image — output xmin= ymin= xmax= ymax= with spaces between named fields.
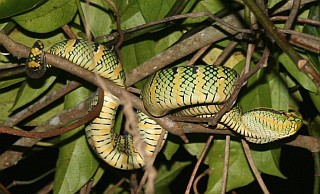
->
xmin=26 ymin=39 xmax=303 ymax=170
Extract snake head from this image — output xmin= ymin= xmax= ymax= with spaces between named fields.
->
xmin=278 ymin=111 xmax=303 ymax=136
xmin=242 ymin=108 xmax=303 ymax=143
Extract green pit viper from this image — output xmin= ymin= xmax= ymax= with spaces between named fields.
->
xmin=26 ymin=39 xmax=303 ymax=170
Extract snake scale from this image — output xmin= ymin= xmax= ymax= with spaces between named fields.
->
xmin=26 ymin=39 xmax=303 ymax=170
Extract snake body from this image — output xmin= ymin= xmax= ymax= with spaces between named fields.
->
xmin=26 ymin=39 xmax=303 ymax=170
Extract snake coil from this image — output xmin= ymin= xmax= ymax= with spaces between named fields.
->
xmin=26 ymin=39 xmax=303 ymax=170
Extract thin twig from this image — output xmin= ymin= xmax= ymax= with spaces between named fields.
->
xmin=36 ymin=182 xmax=54 ymax=194
xmin=80 ymin=179 xmax=93 ymax=194
xmin=0 ymin=88 xmax=103 ymax=170
xmin=62 ymin=25 xmax=77 ymax=39
xmin=209 ymin=46 xmax=269 ymax=126
xmin=193 ymin=168 xmax=211 ymax=194
xmin=7 ymin=168 xmax=55 ymax=189
xmin=106 ymin=178 xmax=126 ymax=194
xmin=214 ymin=41 xmax=239 ymax=66
xmin=0 ymin=182 xmax=11 ymax=194
xmin=96 ymin=11 xmax=253 ymax=44
xmin=186 ymin=44 xmax=211 ymax=66
xmin=185 ymin=136 xmax=214 ymax=194
xmin=270 ymin=16 xmax=320 ymax=26
xmin=0 ymin=88 xmax=103 ymax=138
xmin=221 ymin=135 xmax=231 ymax=194
xmin=135 ymin=129 xmax=167 ymax=194
xmin=105 ymin=0 xmax=124 ymax=66
xmin=284 ymin=0 xmax=301 ymax=30
xmin=2 ymin=81 xmax=81 ymax=127
xmin=241 ymin=140 xmax=270 ymax=194
xmin=130 ymin=173 xmax=138 ymax=194
xmin=242 ymin=0 xmax=320 ymax=87
xmin=280 ymin=29 xmax=320 ymax=42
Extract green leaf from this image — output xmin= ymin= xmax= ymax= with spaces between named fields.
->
xmin=155 ymin=161 xmax=191 ymax=193
xmin=12 ymin=0 xmax=77 ymax=33
xmin=24 ymin=82 xmax=65 ymax=126
xmin=121 ymin=38 xmax=156 ymax=88
xmin=0 ymin=85 xmax=20 ymax=123
xmin=162 ymin=139 xmax=180 ymax=161
xmin=0 ymin=0 xmax=46 ymax=19
xmin=184 ymin=0 xmax=225 ymax=24
xmin=91 ymin=167 xmax=105 ymax=187
xmin=267 ymin=71 xmax=289 ymax=111
xmin=11 ymin=75 xmax=57 ymax=111
xmin=54 ymin=86 xmax=99 ymax=194
xmin=205 ymin=140 xmax=254 ymax=193
xmin=309 ymin=115 xmax=320 ymax=138
xmin=310 ymin=92 xmax=320 ymax=113
xmin=7 ymin=29 xmax=68 ymax=111
xmin=279 ymin=53 xmax=318 ymax=93
xmin=239 ymin=67 xmax=272 ymax=112
xmin=0 ymin=77 xmax=25 ymax=90
xmin=155 ymin=30 xmax=183 ymax=54
xmin=251 ymin=148 xmax=286 ymax=179
xmin=80 ymin=0 xmax=113 ymax=38
xmin=137 ymin=0 xmax=175 ymax=22
xmin=267 ymin=0 xmax=283 ymax=9
xmin=303 ymin=4 xmax=320 ymax=72
xmin=8 ymin=27 xmax=67 ymax=48
xmin=120 ymin=1 xmax=146 ymax=29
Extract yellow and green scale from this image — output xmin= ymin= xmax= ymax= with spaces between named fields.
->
xmin=26 ymin=39 xmax=303 ymax=170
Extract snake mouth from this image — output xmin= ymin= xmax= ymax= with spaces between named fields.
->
xmin=249 ymin=108 xmax=301 ymax=118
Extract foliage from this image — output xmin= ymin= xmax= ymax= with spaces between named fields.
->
xmin=0 ymin=0 xmax=319 ymax=193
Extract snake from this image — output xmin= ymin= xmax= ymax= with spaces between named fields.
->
xmin=26 ymin=39 xmax=303 ymax=170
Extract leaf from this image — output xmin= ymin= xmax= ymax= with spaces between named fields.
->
xmin=8 ymin=27 xmax=67 ymax=48
xmin=239 ymin=65 xmax=272 ymax=112
xmin=184 ymin=142 xmax=207 ymax=162
xmin=0 ymin=85 xmax=20 ymax=122
xmin=137 ymin=0 xmax=175 ymax=22
xmin=0 ymin=77 xmax=25 ymax=90
xmin=0 ymin=0 xmax=46 ymax=19
xmin=155 ymin=30 xmax=183 ymax=54
xmin=7 ymin=29 xmax=68 ymax=111
xmin=251 ymin=148 xmax=286 ymax=179
xmin=205 ymin=140 xmax=254 ymax=193
xmin=202 ymin=48 xmax=245 ymax=68
xmin=309 ymin=115 xmax=320 ymax=138
xmin=303 ymin=4 xmax=320 ymax=72
xmin=120 ymin=1 xmax=146 ymax=29
xmin=267 ymin=71 xmax=289 ymax=111
xmin=24 ymin=82 xmax=65 ymax=126
xmin=279 ymin=53 xmax=318 ymax=93
xmin=155 ymin=161 xmax=191 ymax=193
xmin=11 ymin=75 xmax=57 ymax=111
xmin=121 ymin=38 xmax=156 ymax=88
xmin=80 ymin=0 xmax=113 ymax=38
xmin=91 ymin=167 xmax=105 ymax=187
xmin=183 ymin=0 xmax=225 ymax=24
xmin=12 ymin=0 xmax=77 ymax=33
xmin=267 ymin=0 xmax=283 ymax=9
xmin=53 ymin=86 xmax=99 ymax=194
xmin=162 ymin=139 xmax=180 ymax=161
xmin=309 ymin=92 xmax=320 ymax=113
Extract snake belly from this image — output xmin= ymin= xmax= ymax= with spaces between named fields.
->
xmin=27 ymin=39 xmax=303 ymax=170
xmin=45 ymin=39 xmax=166 ymax=170
xmin=142 ymin=65 xmax=302 ymax=144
